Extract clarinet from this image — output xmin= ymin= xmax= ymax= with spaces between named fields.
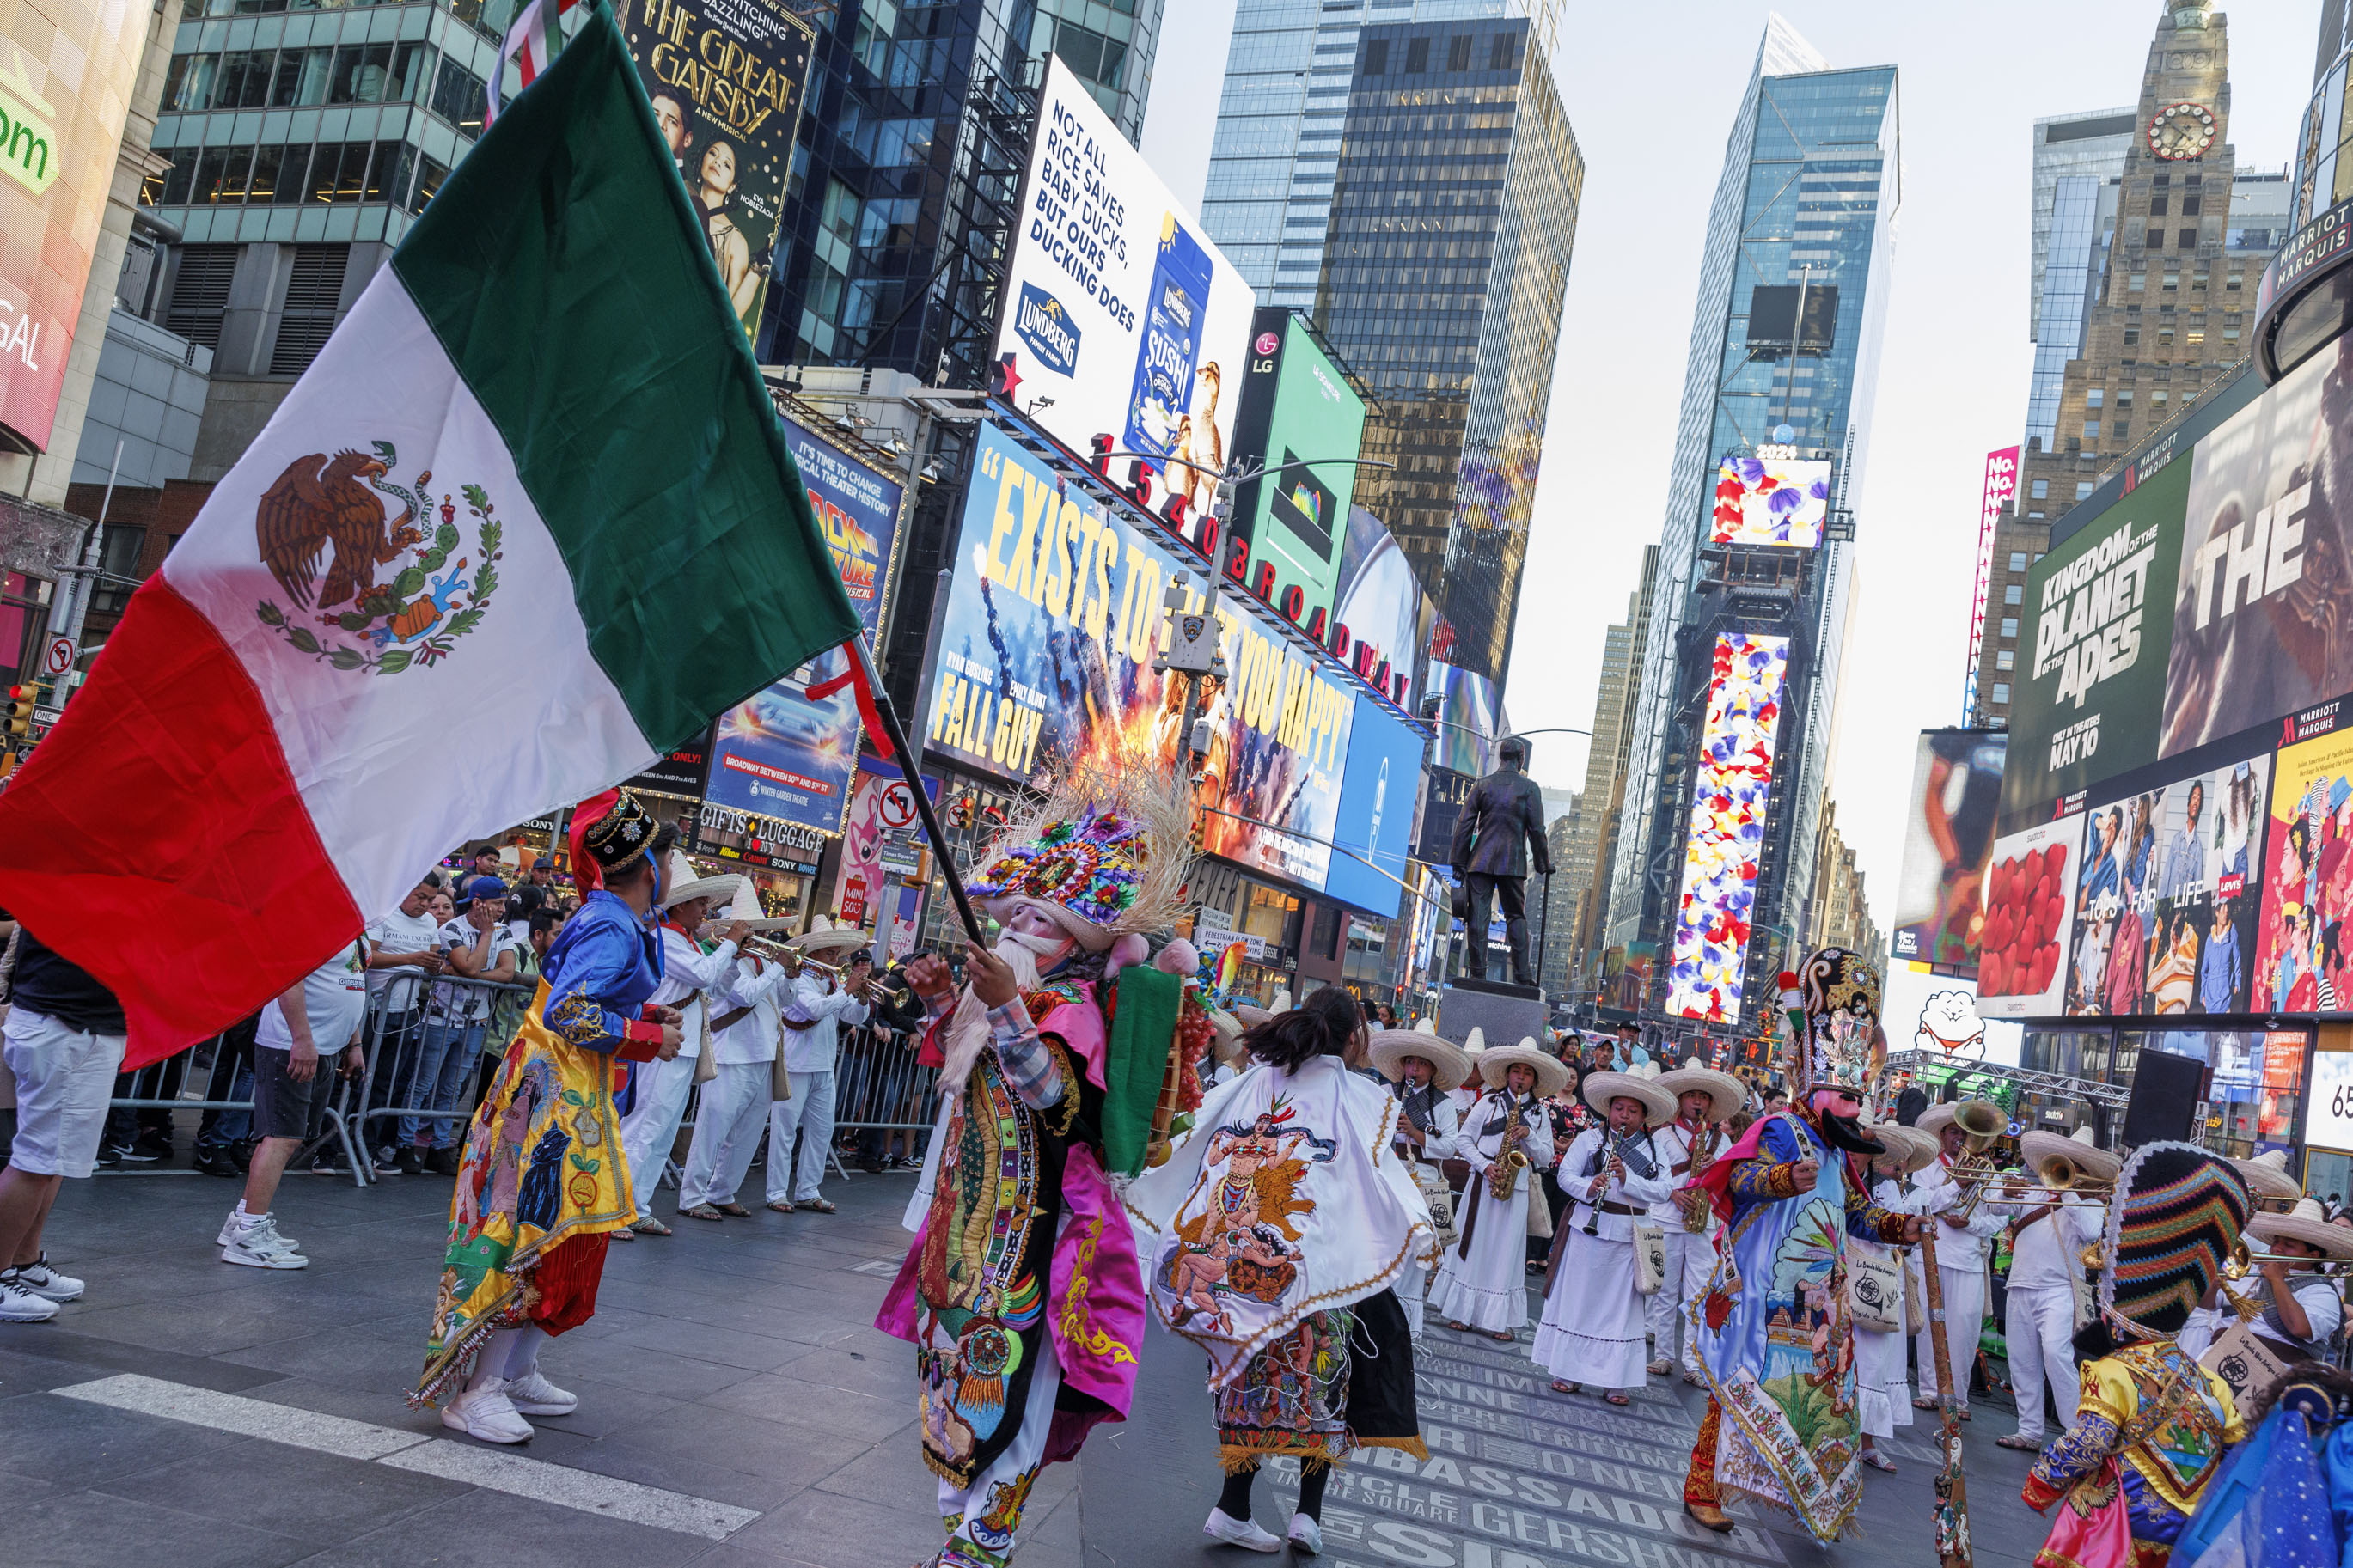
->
xmin=1580 ymin=1130 xmax=1658 ymax=1235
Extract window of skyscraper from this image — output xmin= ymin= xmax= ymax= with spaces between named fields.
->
xmin=1404 ymin=37 xmax=1427 ymax=71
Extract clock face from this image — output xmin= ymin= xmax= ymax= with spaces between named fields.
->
xmin=2148 ymin=101 xmax=2218 ymax=161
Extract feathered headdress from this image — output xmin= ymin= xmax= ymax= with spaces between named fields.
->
xmin=964 ymin=756 xmax=1195 ymax=949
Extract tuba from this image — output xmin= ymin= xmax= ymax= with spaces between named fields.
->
xmin=1488 ymin=1092 xmax=1534 ymax=1200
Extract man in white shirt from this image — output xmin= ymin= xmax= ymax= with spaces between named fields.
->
xmin=616 ymin=870 xmax=747 ymax=1235
xmin=360 ymin=875 xmax=448 ymax=1174
xmin=1645 ymin=1066 xmax=1741 ymax=1382
xmin=399 ymin=877 xmax=522 ymax=1175
xmin=1984 ymin=1132 xmax=2112 ymax=1449
xmin=764 ymin=944 xmax=872 ymax=1214
xmin=675 ymin=946 xmax=794 ymax=1219
xmin=220 ymin=937 xmax=370 ymax=1270
xmin=1910 ymin=1101 xmax=2011 ymax=1414
xmin=2245 ymin=1199 xmax=2353 ymax=1362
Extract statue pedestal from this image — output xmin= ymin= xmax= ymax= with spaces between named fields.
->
xmin=1438 ymin=979 xmax=1549 ymax=1051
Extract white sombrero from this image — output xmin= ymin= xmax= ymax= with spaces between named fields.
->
xmin=1655 ymin=1060 xmax=1744 ymax=1123
xmin=788 ymin=914 xmax=870 ymax=955
xmin=1207 ymin=1009 xmax=1249 ymax=1066
xmin=2250 ymin=1197 xmax=2353 ymax=1260
xmin=1367 ymin=1018 xmax=1471 ymax=1091
xmin=665 ymin=850 xmax=749 ymax=912
xmin=1582 ymin=1068 xmax=1675 ymax=1127
xmin=1865 ymin=1120 xmax=1939 ymax=1174
xmin=2233 ymin=1150 xmax=2302 ymax=1207
xmin=1480 ymin=1035 xmax=1569 ymax=1099
xmin=2020 ymin=1125 xmax=2122 ymax=1186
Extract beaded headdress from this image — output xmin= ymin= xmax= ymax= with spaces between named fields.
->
xmin=966 ymin=760 xmax=1193 ymax=951
xmin=1779 ymin=946 xmax=1885 ymax=1102
xmin=2099 ymin=1142 xmax=2251 ymax=1338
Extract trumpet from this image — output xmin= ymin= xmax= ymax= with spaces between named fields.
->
xmin=740 ymin=936 xmax=875 ymax=993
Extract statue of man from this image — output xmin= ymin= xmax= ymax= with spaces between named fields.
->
xmin=1448 ymin=735 xmax=1552 ymax=985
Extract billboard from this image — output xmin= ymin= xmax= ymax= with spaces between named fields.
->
xmin=1965 ymin=447 xmax=2020 ymax=701
xmin=1334 ymin=506 xmax=1433 ymax=713
xmin=1322 ymin=691 xmax=1426 ymax=918
xmin=1424 ymin=659 xmax=1499 ymax=777
xmin=1890 ymin=729 xmax=2008 ymax=975
xmin=0 ymin=3 xmax=152 ymax=449
xmin=1228 ymin=309 xmax=1369 ymax=626
xmin=2067 ymin=750 xmax=2270 ymax=1017
xmin=1978 ymin=811 xmax=2085 ymax=1018
xmin=2000 ymin=456 xmax=2189 ymax=821
xmin=995 ymin=56 xmax=1255 ymax=501
xmin=2255 ymin=716 xmax=2353 ymax=1015
xmin=928 ymin=421 xmax=1407 ymax=899
xmin=1665 ymin=633 xmax=1790 ymax=1023
xmin=1711 ymin=454 xmax=1830 ymax=549
xmin=703 ymin=412 xmax=907 ymax=833
xmin=2161 ymin=339 xmax=2353 ymax=759
xmin=615 ymin=0 xmax=815 ymax=340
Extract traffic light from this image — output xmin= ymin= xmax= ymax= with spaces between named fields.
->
xmin=3 ymin=685 xmax=32 ymax=740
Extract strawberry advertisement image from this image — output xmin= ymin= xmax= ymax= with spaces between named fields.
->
xmin=1978 ymin=811 xmax=2085 ymax=1019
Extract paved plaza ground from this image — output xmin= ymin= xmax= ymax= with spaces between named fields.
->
xmin=0 ymin=1164 xmax=2056 ymax=1567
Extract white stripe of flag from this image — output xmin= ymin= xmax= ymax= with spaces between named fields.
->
xmin=486 ymin=0 xmax=582 ymax=126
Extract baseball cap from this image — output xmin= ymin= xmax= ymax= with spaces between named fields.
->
xmin=534 ymin=856 xmax=553 ymax=869
xmin=460 ymin=875 xmax=510 ymax=908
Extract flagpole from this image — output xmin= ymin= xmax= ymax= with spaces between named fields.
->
xmin=846 ymin=636 xmax=986 ymax=947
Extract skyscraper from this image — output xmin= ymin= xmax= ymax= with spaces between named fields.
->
xmin=2024 ymin=111 xmax=2138 ymax=449
xmin=1550 ymin=544 xmax=1658 ymax=1004
xmin=1968 ymin=0 xmax=2287 ymax=729
xmin=1201 ymin=0 xmax=1561 ymax=308
xmin=1603 ymin=19 xmax=1899 ymax=1029
xmin=1311 ymin=16 xmax=1583 ymax=687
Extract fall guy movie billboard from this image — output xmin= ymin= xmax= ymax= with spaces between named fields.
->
xmin=1228 ymin=308 xmax=1369 ymax=626
xmin=994 ymin=56 xmax=1255 ymax=509
xmin=928 ymin=422 xmax=1421 ymax=908
xmin=617 ymin=0 xmax=814 ymax=340
xmin=704 ymin=411 xmax=906 ymax=833
xmin=0 ymin=0 xmax=152 ymax=449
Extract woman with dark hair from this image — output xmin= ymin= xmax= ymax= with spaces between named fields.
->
xmin=1129 ymin=985 xmax=1436 ymax=1556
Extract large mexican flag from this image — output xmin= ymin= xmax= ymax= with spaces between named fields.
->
xmin=0 ymin=4 xmax=859 ymax=1066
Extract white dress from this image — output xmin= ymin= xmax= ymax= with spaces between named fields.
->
xmin=1535 ymin=1127 xmax=1673 ymax=1388
xmin=1427 ymin=1089 xmax=1556 ymax=1333
xmin=1857 ymin=1174 xmax=1928 ymax=1439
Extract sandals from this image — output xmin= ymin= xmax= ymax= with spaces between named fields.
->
xmin=680 ymin=1205 xmax=724 ymax=1222
xmin=1995 ymin=1434 xmax=2041 ymax=1451
xmin=1551 ymin=1380 xmax=1580 ymax=1394
xmin=799 ymin=1198 xmax=838 ymax=1215
xmin=715 ymin=1202 xmax=753 ymax=1218
xmin=1488 ymin=1330 xmax=1514 ymax=1342
xmin=1647 ymin=1358 xmax=1672 ymax=1376
xmin=608 ymin=1224 xmax=636 ymax=1241
xmin=1446 ymin=1321 xmax=1472 ymax=1333
xmin=1861 ymin=1450 xmax=1898 ymax=1473
xmin=1912 ymin=1395 xmax=1940 ymax=1410
xmin=766 ymin=1199 xmax=795 ymax=1213
xmin=1603 ymin=1392 xmax=1631 ymax=1407
xmin=1683 ymin=1370 xmax=1705 ymax=1388
xmin=630 ymin=1217 xmax=672 ymax=1236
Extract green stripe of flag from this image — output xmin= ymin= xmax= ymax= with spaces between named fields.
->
xmin=389 ymin=0 xmax=857 ymax=749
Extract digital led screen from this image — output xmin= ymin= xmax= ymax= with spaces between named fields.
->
xmin=1665 ymin=633 xmax=1790 ymax=1022
xmin=1711 ymin=454 xmax=1830 ymax=549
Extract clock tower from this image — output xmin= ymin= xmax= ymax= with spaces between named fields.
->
xmin=1969 ymin=0 xmax=2277 ymax=727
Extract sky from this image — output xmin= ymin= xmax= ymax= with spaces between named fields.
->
xmin=1138 ymin=0 xmax=2324 ymax=934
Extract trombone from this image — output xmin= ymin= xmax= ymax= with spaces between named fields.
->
xmin=2222 ymin=1239 xmax=2329 ymax=1280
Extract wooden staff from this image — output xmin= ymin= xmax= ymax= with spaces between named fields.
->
xmin=1919 ymin=1225 xmax=1973 ymax=1568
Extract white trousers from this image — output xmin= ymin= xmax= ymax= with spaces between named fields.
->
xmin=619 ymin=1053 xmax=697 ymax=1223
xmin=765 ymin=1071 xmax=836 ymax=1205
xmin=676 ymin=1061 xmax=772 ymax=1209
xmin=1642 ymin=1227 xmax=1714 ymax=1371
xmin=1914 ymin=1260 xmax=1987 ymax=1404
xmin=2005 ymin=1284 xmax=2080 ymax=1440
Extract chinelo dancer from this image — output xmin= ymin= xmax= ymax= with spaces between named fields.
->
xmin=413 ymin=789 xmax=686 ymax=1442
xmin=1428 ymin=1034 xmax=1565 ymax=1340
xmin=876 ymin=763 xmax=1201 ymax=1568
xmin=1679 ymin=949 xmax=1923 ymax=1542
xmin=1129 ymin=986 xmax=1437 ymax=1556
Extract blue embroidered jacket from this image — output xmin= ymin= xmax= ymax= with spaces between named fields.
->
xmin=540 ymin=890 xmax=666 ymax=1056
xmin=1725 ymin=1113 xmax=1908 ymax=1244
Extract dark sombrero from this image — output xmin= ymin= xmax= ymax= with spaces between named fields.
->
xmin=2098 ymin=1141 xmax=2252 ymax=1338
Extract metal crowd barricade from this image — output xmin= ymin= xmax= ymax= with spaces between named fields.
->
xmin=832 ymin=1024 xmax=940 ymax=1154
xmin=106 ymin=1028 xmax=371 ymax=1186
xmin=350 ymin=970 xmax=535 ymax=1186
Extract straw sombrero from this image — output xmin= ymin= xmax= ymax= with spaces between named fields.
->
xmin=2233 ymin=1150 xmax=2302 ymax=1208
xmin=788 ymin=915 xmax=869 ymax=955
xmin=1582 ymin=1068 xmax=1675 ymax=1127
xmin=1480 ymin=1035 xmax=1569 ymax=1099
xmin=2020 ymin=1125 xmax=2122 ymax=1187
xmin=666 ymin=868 xmax=749 ymax=912
xmin=1915 ymin=1097 xmax=2002 ymax=1139
xmin=1655 ymin=1060 xmax=1743 ymax=1123
xmin=1865 ymin=1121 xmax=1939 ymax=1174
xmin=1367 ymin=1019 xmax=1470 ymax=1091
xmin=2249 ymin=1197 xmax=2353 ymax=1260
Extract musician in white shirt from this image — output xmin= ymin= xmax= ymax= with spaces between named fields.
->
xmin=675 ymin=942 xmax=796 ymax=1219
xmin=1645 ymin=1065 xmax=1742 ymax=1382
xmin=1982 ymin=1130 xmax=2112 ymax=1451
xmin=1536 ymin=1071 xmax=1676 ymax=1405
xmin=616 ymin=869 xmax=748 ymax=1234
xmin=1428 ymin=1037 xmax=1560 ymax=1338
xmin=1908 ymin=1101 xmax=2010 ymax=1414
xmin=1366 ymin=1019 xmax=1472 ymax=1339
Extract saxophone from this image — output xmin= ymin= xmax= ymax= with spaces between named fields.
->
xmin=1488 ymin=1092 xmax=1533 ymax=1200
xmin=1674 ymin=1124 xmax=1720 ymax=1230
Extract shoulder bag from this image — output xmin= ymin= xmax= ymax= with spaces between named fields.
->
xmin=1846 ymin=1242 xmax=1904 ymax=1333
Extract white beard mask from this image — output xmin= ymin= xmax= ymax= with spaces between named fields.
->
xmin=935 ymin=928 xmax=1070 ymax=1099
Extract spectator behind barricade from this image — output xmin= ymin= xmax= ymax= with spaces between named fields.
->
xmin=399 ymin=877 xmax=520 ymax=1176
xmin=468 ymin=845 xmax=504 ymax=884
xmin=220 ymin=937 xmax=369 ymax=1269
xmin=0 ymin=919 xmax=127 ymax=1321
xmin=476 ymin=907 xmax=565 ymax=1106
xmin=428 ymin=890 xmax=455 ymax=923
xmin=364 ymin=876 xmax=450 ymax=1177
xmin=193 ymin=1014 xmax=264 ymax=1179
xmin=855 ymin=953 xmax=931 ymax=1173
xmin=765 ymin=937 xmax=872 ymax=1214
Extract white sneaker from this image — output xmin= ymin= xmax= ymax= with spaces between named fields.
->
xmin=216 ymin=1211 xmax=301 ymax=1250
xmin=220 ymin=1216 xmax=309 ymax=1270
xmin=504 ymin=1367 xmax=578 ymax=1416
xmin=0 ymin=1279 xmax=58 ymax=1322
xmin=442 ymin=1381 xmax=535 ymax=1443
xmin=3 ymin=1255 xmax=83 ymax=1303
xmin=1202 ymin=1508 xmax=1283 ymax=1553
xmin=1287 ymin=1513 xmax=1323 ymax=1555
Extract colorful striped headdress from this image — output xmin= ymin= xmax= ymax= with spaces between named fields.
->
xmin=2100 ymin=1142 xmax=2252 ymax=1337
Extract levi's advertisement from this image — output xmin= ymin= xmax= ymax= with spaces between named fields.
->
xmin=993 ymin=58 xmax=1255 ymax=506
xmin=702 ymin=412 xmax=906 ymax=834
xmin=928 ymin=423 xmax=1421 ymax=907
xmin=1999 ymin=457 xmax=2188 ymax=824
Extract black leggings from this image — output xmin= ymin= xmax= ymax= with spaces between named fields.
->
xmin=1218 ymin=1460 xmax=1329 ymax=1522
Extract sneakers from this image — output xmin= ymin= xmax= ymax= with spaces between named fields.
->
xmin=442 ymin=1380 xmax=535 ymax=1443
xmin=220 ymin=1214 xmax=309 ymax=1269
xmin=504 ymin=1367 xmax=578 ymax=1416
xmin=372 ymin=1145 xmax=403 ymax=1175
xmin=397 ymin=1148 xmax=427 ymax=1177
xmin=215 ymin=1208 xmax=300 ymax=1249
xmin=1202 ymin=1509 xmax=1283 ymax=1553
xmin=3 ymin=1255 xmax=84 ymax=1303
xmin=0 ymin=1278 xmax=58 ymax=1322
xmin=192 ymin=1148 xmax=242 ymax=1178
xmin=425 ymin=1147 xmax=461 ymax=1177
xmin=1287 ymin=1514 xmax=1322 ymax=1555
xmin=110 ymin=1138 xmax=162 ymax=1164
